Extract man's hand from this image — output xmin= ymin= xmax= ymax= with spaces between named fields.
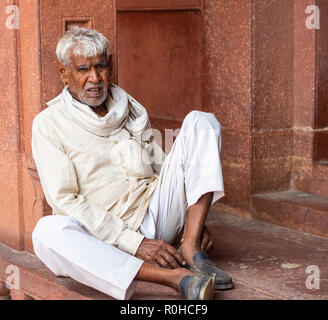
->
xmin=180 ymin=225 xmax=213 ymax=253
xmin=136 ymin=238 xmax=186 ymax=269
xmin=200 ymin=225 xmax=213 ymax=252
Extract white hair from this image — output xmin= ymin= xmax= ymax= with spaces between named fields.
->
xmin=56 ymin=26 xmax=110 ymax=66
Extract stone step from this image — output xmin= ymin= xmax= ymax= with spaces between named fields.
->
xmin=0 ymin=243 xmax=111 ymax=300
xmin=0 ymin=240 xmax=274 ymax=301
xmin=252 ymin=190 xmax=328 ymax=238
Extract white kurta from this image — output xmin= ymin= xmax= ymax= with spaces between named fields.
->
xmin=32 ymin=93 xmax=165 ymax=256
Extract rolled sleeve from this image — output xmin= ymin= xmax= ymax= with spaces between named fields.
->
xmin=117 ymin=228 xmax=144 ymax=256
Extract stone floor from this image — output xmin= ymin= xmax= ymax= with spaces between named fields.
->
xmin=0 ymin=210 xmax=327 ymax=300
xmin=133 ymin=211 xmax=328 ymax=300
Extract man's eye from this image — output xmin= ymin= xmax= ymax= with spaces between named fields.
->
xmin=78 ymin=67 xmax=88 ymax=72
xmin=97 ymin=63 xmax=107 ymax=69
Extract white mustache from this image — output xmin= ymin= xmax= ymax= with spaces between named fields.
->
xmin=85 ymin=83 xmax=104 ymax=90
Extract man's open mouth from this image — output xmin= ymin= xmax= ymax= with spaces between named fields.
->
xmin=87 ymin=87 xmax=103 ymax=96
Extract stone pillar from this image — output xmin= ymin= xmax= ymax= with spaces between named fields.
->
xmin=293 ymin=0 xmax=328 ymax=197
xmin=251 ymin=0 xmax=294 ymax=196
xmin=202 ymin=0 xmax=252 ymax=217
xmin=0 ymin=0 xmax=24 ymax=250
xmin=17 ymin=0 xmax=49 ymax=252
xmin=292 ymin=0 xmax=316 ymax=193
xmin=202 ymin=0 xmax=307 ymax=217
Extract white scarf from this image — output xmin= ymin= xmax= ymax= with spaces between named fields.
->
xmin=62 ymin=84 xmax=152 ymax=141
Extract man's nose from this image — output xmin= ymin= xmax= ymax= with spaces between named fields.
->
xmin=88 ymin=67 xmax=100 ymax=83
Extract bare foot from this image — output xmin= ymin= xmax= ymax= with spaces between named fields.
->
xmin=179 ymin=243 xmax=201 ymax=266
xmin=171 ymin=268 xmax=194 ymax=292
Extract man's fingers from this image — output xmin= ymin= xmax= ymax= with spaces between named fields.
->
xmin=165 ymin=245 xmax=185 ymax=266
xmin=202 ymin=239 xmax=213 ymax=252
xmin=200 ymin=234 xmax=206 ymax=251
xmin=160 ymin=245 xmax=182 ymax=268
xmin=156 ymin=239 xmax=185 ymax=267
xmin=136 ymin=238 xmax=186 ymax=268
xmin=156 ymin=255 xmax=170 ymax=268
xmin=201 ymin=233 xmax=210 ymax=251
xmin=160 ymin=252 xmax=179 ymax=269
xmin=206 ymin=240 xmax=213 ymax=252
xmin=200 ymin=226 xmax=212 ymax=252
xmin=201 ymin=238 xmax=209 ymax=251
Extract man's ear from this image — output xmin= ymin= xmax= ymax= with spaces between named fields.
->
xmin=58 ymin=62 xmax=69 ymax=86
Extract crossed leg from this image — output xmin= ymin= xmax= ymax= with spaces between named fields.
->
xmin=135 ymin=191 xmax=215 ymax=291
xmin=180 ymin=192 xmax=213 ymax=265
xmin=32 ymin=214 xmax=196 ymax=299
xmin=139 ymin=111 xmax=224 ymax=261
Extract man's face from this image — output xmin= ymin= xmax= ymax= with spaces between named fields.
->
xmin=59 ymin=53 xmax=111 ymax=107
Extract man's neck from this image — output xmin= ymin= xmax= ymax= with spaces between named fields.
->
xmin=91 ymin=87 xmax=113 ymax=117
xmin=91 ymin=103 xmax=108 ymax=117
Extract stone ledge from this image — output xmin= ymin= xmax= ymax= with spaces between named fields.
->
xmin=0 ymin=237 xmax=280 ymax=301
xmin=0 ymin=244 xmax=112 ymax=300
xmin=252 ymin=190 xmax=328 ymax=238
xmin=0 ymin=242 xmax=185 ymax=300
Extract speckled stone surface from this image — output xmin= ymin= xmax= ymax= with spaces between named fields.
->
xmin=0 ymin=152 xmax=22 ymax=250
xmin=202 ymin=0 xmax=251 ymax=130
xmin=251 ymin=0 xmax=294 ymax=194
xmin=0 ymin=0 xmax=23 ymax=251
xmin=252 ymin=0 xmax=294 ymax=130
xmin=202 ymin=0 xmax=252 ymax=209
xmin=292 ymin=0 xmax=328 ymax=196
xmin=252 ymin=190 xmax=328 ymax=238
xmin=117 ymin=0 xmax=202 ymax=11
xmin=205 ymin=211 xmax=328 ymax=300
xmin=117 ymin=10 xmax=202 ymax=121
xmin=316 ymin=0 xmax=328 ymax=130
xmin=0 ymin=0 xmax=20 ymax=154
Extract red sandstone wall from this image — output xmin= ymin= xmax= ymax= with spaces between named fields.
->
xmin=251 ymin=0 xmax=294 ymax=195
xmin=293 ymin=0 xmax=328 ymax=197
xmin=117 ymin=4 xmax=202 ymax=153
xmin=202 ymin=0 xmax=252 ymax=212
xmin=0 ymin=0 xmax=24 ymax=250
xmin=202 ymin=0 xmax=295 ymax=212
xmin=0 ymin=0 xmax=326 ymax=251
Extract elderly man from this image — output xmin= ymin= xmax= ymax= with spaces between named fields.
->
xmin=31 ymin=27 xmax=232 ymax=300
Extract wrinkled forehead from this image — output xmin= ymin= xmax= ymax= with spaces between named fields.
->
xmin=70 ymin=52 xmax=109 ymax=66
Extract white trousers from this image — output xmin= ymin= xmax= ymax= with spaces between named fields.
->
xmin=32 ymin=110 xmax=224 ymax=300
xmin=139 ymin=111 xmax=224 ymax=242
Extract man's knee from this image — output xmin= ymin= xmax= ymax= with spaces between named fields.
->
xmin=182 ymin=110 xmax=221 ymax=133
xmin=32 ymin=215 xmax=79 ymax=248
xmin=33 ymin=216 xmax=53 ymax=243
